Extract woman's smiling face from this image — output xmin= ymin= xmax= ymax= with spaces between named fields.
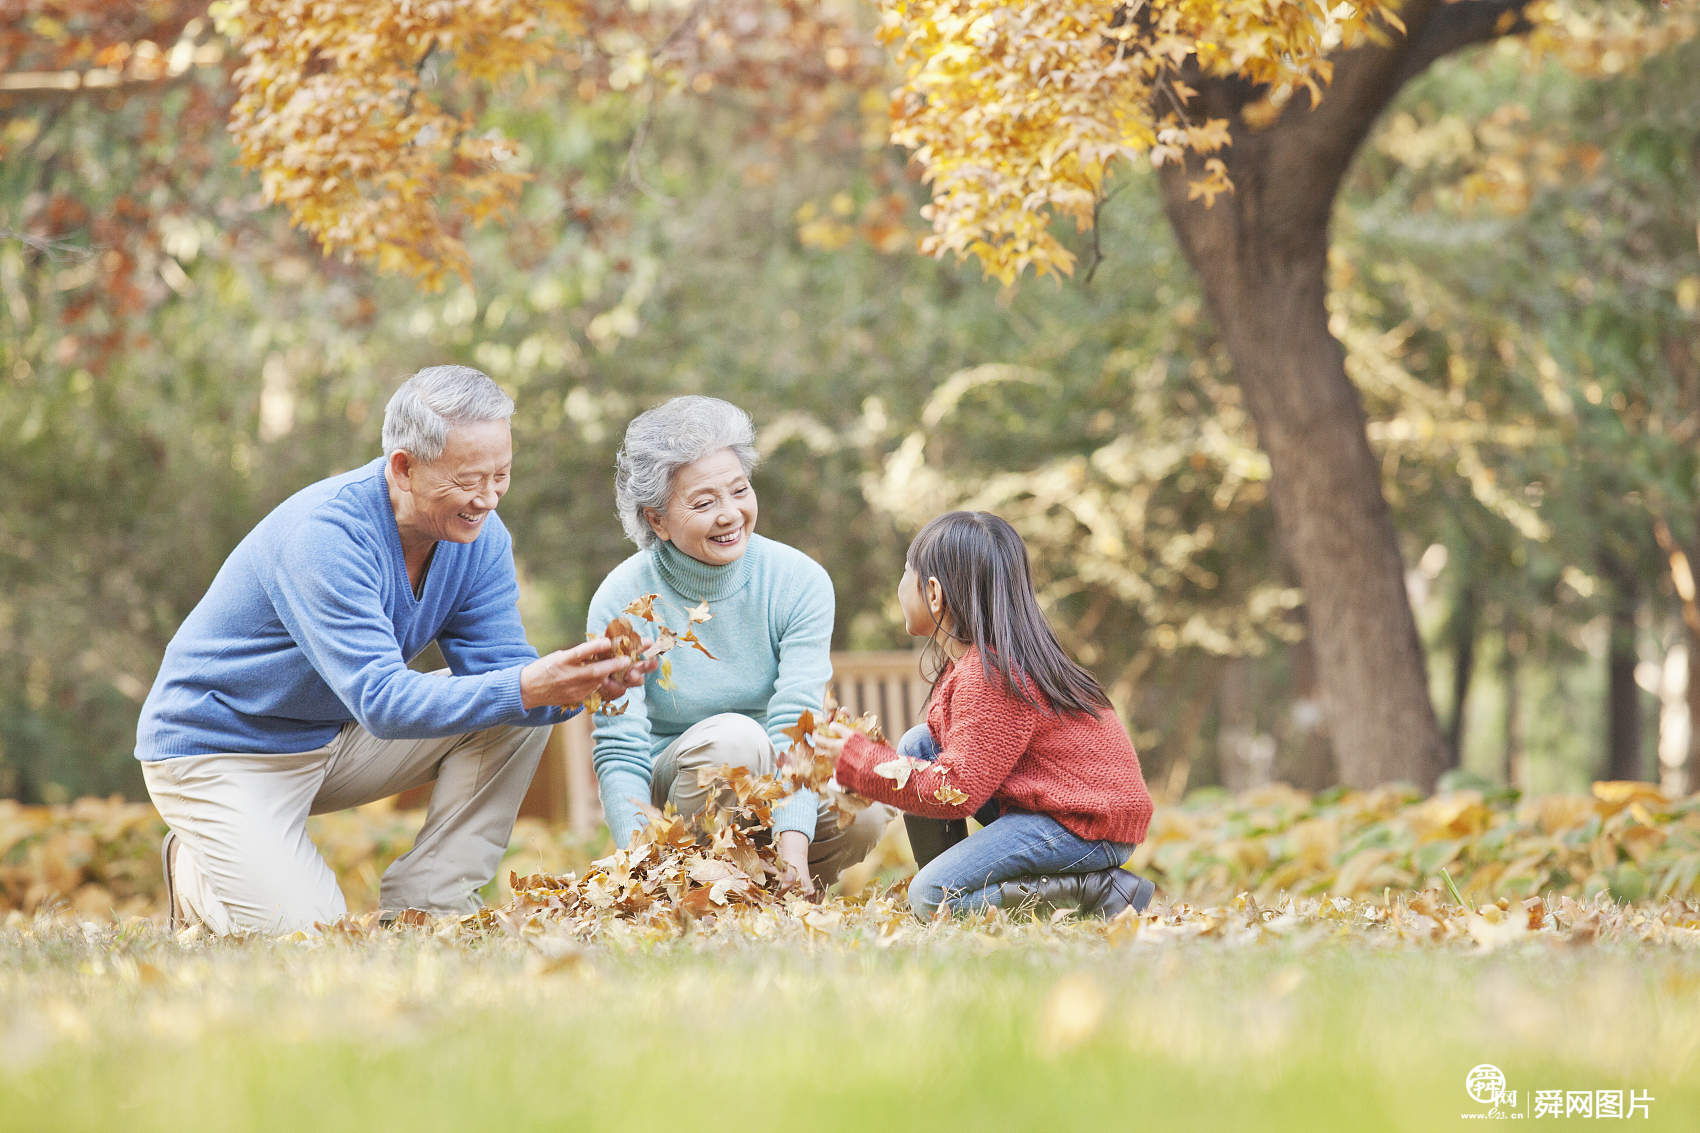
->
xmin=645 ymin=448 xmax=758 ymax=566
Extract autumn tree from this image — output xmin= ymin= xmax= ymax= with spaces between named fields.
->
xmin=873 ymin=0 xmax=1695 ymax=790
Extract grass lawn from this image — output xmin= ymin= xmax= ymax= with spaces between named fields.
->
xmin=2 ymin=905 xmax=1697 ymax=1133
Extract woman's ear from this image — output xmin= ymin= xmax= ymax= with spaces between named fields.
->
xmin=644 ymin=506 xmax=671 ymax=542
xmin=926 ymin=576 xmax=946 ymax=622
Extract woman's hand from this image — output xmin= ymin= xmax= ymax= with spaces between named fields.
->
xmin=775 ymin=830 xmax=816 ymax=900
xmin=519 ymin=636 xmax=658 ymax=710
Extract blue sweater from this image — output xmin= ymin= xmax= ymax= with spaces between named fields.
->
xmin=588 ymin=535 xmax=834 ymax=848
xmin=136 ymin=457 xmax=563 ymax=760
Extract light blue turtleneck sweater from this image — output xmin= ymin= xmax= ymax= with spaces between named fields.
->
xmin=587 ymin=534 xmax=834 ymax=849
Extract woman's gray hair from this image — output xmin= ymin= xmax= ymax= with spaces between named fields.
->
xmin=615 ymin=395 xmax=760 ymax=548
xmin=381 ymin=365 xmax=515 ymax=463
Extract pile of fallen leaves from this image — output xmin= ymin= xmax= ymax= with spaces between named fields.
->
xmin=492 ymin=697 xmax=887 ymax=934
xmin=1132 ymin=780 xmax=1700 ymax=906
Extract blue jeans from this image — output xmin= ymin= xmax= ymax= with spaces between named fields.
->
xmin=897 ymin=724 xmax=1136 ymax=920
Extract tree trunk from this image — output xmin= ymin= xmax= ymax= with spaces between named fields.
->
xmin=1606 ymin=572 xmax=1644 ymax=782
xmin=1147 ymin=0 xmax=1537 ymax=789
xmin=1155 ymin=8 xmax=1465 ymax=789
xmin=1280 ymin=633 xmax=1338 ymax=790
xmin=1446 ymin=585 xmax=1479 ymax=768
xmin=1501 ymin=634 xmax=1523 ymax=789
xmin=1685 ymin=627 xmax=1700 ymax=797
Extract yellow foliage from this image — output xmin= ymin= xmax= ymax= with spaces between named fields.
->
xmin=877 ymin=0 xmax=1398 ymax=283
xmin=215 ymin=0 xmax=573 ymax=288
xmin=216 ymin=0 xmax=880 ymax=287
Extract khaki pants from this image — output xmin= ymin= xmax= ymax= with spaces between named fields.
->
xmin=142 ymin=720 xmax=549 ymax=935
xmin=651 ymin=713 xmax=895 ymax=885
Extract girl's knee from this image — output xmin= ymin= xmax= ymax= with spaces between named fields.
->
xmin=908 ymin=862 xmax=948 ymax=921
xmin=896 ymin=723 xmax=935 ymax=759
xmin=909 ymin=885 xmax=942 ymax=922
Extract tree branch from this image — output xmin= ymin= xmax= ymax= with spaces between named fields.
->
xmin=1394 ymin=0 xmax=1538 ymax=87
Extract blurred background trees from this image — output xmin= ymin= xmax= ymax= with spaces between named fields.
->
xmin=0 ymin=2 xmax=1696 ymax=806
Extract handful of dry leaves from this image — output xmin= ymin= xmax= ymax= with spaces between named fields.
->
xmin=573 ymin=593 xmax=718 ymax=716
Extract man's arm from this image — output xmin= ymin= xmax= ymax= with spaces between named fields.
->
xmin=266 ymin=518 xmax=537 ymax=739
xmin=435 ymin=533 xmax=563 ymax=726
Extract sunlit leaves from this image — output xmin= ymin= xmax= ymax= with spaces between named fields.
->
xmin=216 ymin=0 xmax=882 ymax=288
xmin=877 ymin=0 xmax=1393 ymax=283
xmin=215 ymin=0 xmax=570 ymax=289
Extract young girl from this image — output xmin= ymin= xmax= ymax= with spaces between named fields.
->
xmin=814 ymin=511 xmax=1155 ymax=921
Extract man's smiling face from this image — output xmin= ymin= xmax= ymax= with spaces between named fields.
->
xmin=397 ymin=419 xmax=513 ymax=545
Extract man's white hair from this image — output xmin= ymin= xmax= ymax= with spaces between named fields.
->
xmin=381 ymin=365 xmax=515 ymax=463
xmin=615 ymin=395 xmax=759 ymax=549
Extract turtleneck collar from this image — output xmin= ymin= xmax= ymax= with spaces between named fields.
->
xmin=652 ymin=535 xmax=759 ymax=603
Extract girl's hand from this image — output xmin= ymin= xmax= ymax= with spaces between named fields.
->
xmin=810 ymin=719 xmax=853 ymax=760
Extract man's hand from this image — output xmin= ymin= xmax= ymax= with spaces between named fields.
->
xmin=519 ymin=637 xmax=658 ymax=711
xmin=775 ymin=829 xmax=816 ymax=900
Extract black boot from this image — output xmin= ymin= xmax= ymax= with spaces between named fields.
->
xmin=904 ymin=815 xmax=969 ymax=869
xmin=998 ymin=868 xmax=1156 ymax=919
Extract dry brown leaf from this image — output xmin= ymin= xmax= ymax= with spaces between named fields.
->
xmin=873 ymin=756 xmax=930 ymax=791
xmin=622 ymin=593 xmax=661 ymax=622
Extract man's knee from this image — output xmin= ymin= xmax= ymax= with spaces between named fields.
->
xmin=493 ymin=721 xmax=551 ymax=763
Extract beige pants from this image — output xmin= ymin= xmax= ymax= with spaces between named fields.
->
xmin=142 ymin=720 xmax=549 ymax=935
xmin=651 ymin=713 xmax=895 ymax=885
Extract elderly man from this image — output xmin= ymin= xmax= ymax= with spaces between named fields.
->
xmin=137 ymin=365 xmax=649 ymax=934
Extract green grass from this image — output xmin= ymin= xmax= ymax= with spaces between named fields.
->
xmin=2 ymin=915 xmax=1698 ymax=1132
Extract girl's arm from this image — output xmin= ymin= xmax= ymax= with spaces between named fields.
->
xmin=832 ymin=673 xmax=1037 ymax=818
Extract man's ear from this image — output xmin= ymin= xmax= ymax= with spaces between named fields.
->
xmin=388 ymin=449 xmax=415 ymax=492
xmin=643 ymin=506 xmax=671 ymax=543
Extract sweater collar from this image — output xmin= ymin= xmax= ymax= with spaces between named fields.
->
xmin=652 ymin=535 xmax=758 ymax=602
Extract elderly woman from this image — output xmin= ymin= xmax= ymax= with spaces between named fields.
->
xmin=588 ymin=395 xmax=888 ymax=892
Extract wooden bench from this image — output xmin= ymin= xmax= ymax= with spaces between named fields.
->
xmin=394 ymin=650 xmax=932 ymax=833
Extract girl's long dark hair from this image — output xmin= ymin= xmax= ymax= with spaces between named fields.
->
xmin=909 ymin=511 xmax=1112 ymax=718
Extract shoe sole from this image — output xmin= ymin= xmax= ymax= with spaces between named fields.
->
xmin=1127 ymin=872 xmax=1156 ymax=913
xmin=160 ymin=830 xmax=182 ymax=932
xmin=1096 ymin=870 xmax=1155 ymax=918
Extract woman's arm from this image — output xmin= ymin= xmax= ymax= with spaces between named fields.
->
xmin=587 ymin=570 xmax=659 ymax=850
xmin=762 ymin=555 xmax=836 ymax=842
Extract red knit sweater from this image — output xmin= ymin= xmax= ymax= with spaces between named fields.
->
xmin=835 ymin=654 xmax=1153 ymax=844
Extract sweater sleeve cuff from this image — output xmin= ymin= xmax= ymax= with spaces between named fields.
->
xmin=598 ymin=766 xmax=652 ymax=850
xmin=836 ymin=731 xmax=886 ymax=792
xmin=771 ymin=788 xmax=818 ymax=841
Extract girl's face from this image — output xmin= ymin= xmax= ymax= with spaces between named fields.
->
xmin=898 ymin=563 xmax=948 ymax=638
